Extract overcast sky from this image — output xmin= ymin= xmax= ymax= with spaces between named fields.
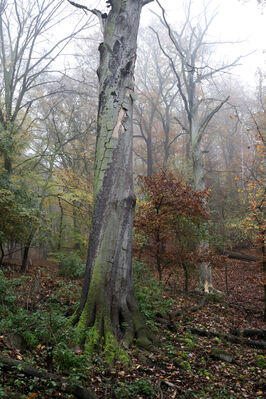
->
xmin=139 ymin=0 xmax=265 ymax=87
xmin=74 ymin=0 xmax=265 ymax=87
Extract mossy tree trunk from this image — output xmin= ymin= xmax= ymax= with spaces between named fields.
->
xmin=73 ymin=0 xmax=154 ymax=358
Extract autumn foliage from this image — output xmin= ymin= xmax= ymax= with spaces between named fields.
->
xmin=134 ymin=170 xmax=210 ymax=286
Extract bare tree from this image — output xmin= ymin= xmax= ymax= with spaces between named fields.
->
xmin=18 ymin=72 xmax=97 ymax=271
xmin=134 ymin=28 xmax=182 ymax=176
xmin=153 ymin=0 xmax=246 ymax=292
xmin=0 ymin=0 xmax=93 ymax=173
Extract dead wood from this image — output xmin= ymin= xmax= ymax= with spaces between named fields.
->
xmin=224 ymin=251 xmax=259 ymax=262
xmin=158 ymin=379 xmax=180 ymax=399
xmin=1 ymin=392 xmax=26 ymax=398
xmin=0 ymin=355 xmax=98 ymax=399
xmin=230 ymin=328 xmax=266 ymax=339
xmin=186 ymin=328 xmax=266 ymax=350
xmin=172 ymin=295 xmax=207 ymax=317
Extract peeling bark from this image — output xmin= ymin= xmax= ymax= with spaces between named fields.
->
xmin=73 ymin=0 xmax=154 ymax=358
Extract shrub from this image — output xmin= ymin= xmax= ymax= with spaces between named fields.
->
xmin=133 ymin=261 xmax=175 ymax=325
xmin=50 ymin=251 xmax=85 ymax=278
xmin=114 ymin=377 xmax=157 ymax=398
xmin=134 ymin=170 xmax=209 ymax=286
xmin=53 ymin=342 xmax=84 ymax=371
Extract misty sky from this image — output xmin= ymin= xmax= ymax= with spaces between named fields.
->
xmin=71 ymin=0 xmax=265 ymax=87
xmin=140 ymin=0 xmax=265 ymax=87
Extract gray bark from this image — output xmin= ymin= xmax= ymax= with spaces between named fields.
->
xmin=73 ymin=0 xmax=153 ymax=354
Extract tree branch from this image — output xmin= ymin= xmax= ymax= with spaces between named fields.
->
xmin=199 ymin=95 xmax=230 ymax=140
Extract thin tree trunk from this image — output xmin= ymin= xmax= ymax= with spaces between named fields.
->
xmin=225 ymin=261 xmax=229 ymax=295
xmin=4 ymin=152 xmax=12 ymax=174
xmin=0 ymin=243 xmax=4 ymax=266
xmin=147 ymin=135 xmax=153 ymax=177
xmin=182 ymin=263 xmax=189 ymax=293
xmin=20 ymin=157 xmax=55 ymax=272
xmin=262 ymin=230 xmax=266 ymax=321
xmin=20 ymin=235 xmax=33 ymax=272
xmin=73 ymin=0 xmax=153 ymax=358
xmin=262 ymin=231 xmax=265 ymax=272
xmin=73 ymin=201 xmax=80 ymax=250
xmin=58 ymin=197 xmax=64 ymax=251
xmin=264 ymin=284 xmax=266 ymax=322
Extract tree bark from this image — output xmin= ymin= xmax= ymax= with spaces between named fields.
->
xmin=20 ymin=238 xmax=32 ymax=272
xmin=73 ymin=0 xmax=153 ymax=358
xmin=0 ymin=242 xmax=4 ymax=266
xmin=58 ymin=197 xmax=64 ymax=251
xmin=192 ymin=130 xmax=216 ymax=294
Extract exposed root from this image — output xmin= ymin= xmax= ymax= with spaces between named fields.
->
xmin=75 ymin=292 xmax=154 ymax=363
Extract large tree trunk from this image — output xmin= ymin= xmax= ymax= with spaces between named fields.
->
xmin=73 ymin=0 xmax=153 ymax=359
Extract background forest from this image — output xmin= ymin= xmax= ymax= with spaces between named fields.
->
xmin=0 ymin=0 xmax=265 ymax=398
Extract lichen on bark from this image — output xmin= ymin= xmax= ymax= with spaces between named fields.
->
xmin=72 ymin=0 xmax=154 ymax=362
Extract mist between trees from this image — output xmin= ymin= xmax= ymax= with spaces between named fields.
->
xmin=0 ymin=0 xmax=265 ymax=398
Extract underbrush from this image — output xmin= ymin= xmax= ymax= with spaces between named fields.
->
xmin=0 ymin=271 xmax=86 ymax=374
xmin=0 ymin=259 xmax=265 ymax=399
xmin=49 ymin=251 xmax=85 ymax=278
xmin=133 ymin=260 xmax=176 ymax=326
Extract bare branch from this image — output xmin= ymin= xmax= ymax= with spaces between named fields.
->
xmin=150 ymin=27 xmax=190 ymax=120
xmin=199 ymin=95 xmax=230 ymax=140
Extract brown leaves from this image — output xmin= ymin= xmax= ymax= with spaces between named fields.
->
xmin=134 ymin=170 xmax=210 ymax=279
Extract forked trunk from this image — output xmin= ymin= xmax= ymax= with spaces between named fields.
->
xmin=73 ymin=0 xmax=153 ymax=358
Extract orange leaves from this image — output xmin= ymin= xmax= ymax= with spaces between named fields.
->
xmin=27 ymin=394 xmax=38 ymax=399
xmin=134 ymin=170 xmax=209 ymax=277
xmin=136 ymin=170 xmax=208 ymax=222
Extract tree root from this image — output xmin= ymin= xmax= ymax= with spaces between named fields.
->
xmin=75 ymin=290 xmax=155 ymax=363
xmin=0 ymin=355 xmax=98 ymax=399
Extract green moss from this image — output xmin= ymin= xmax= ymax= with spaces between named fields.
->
xmin=104 ymin=331 xmax=130 ymax=365
xmin=105 ymin=15 xmax=116 ymax=38
xmin=255 ymin=355 xmax=266 ymax=369
xmin=179 ymin=360 xmax=192 ymax=371
xmin=184 ymin=337 xmax=196 ymax=349
xmin=84 ymin=325 xmax=103 ymax=355
xmin=135 ymin=335 xmax=153 ymax=350
xmin=76 ymin=305 xmax=90 ymax=337
xmin=81 ymin=325 xmax=130 ymax=365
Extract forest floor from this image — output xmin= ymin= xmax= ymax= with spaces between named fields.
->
xmin=0 ymin=252 xmax=265 ymax=399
